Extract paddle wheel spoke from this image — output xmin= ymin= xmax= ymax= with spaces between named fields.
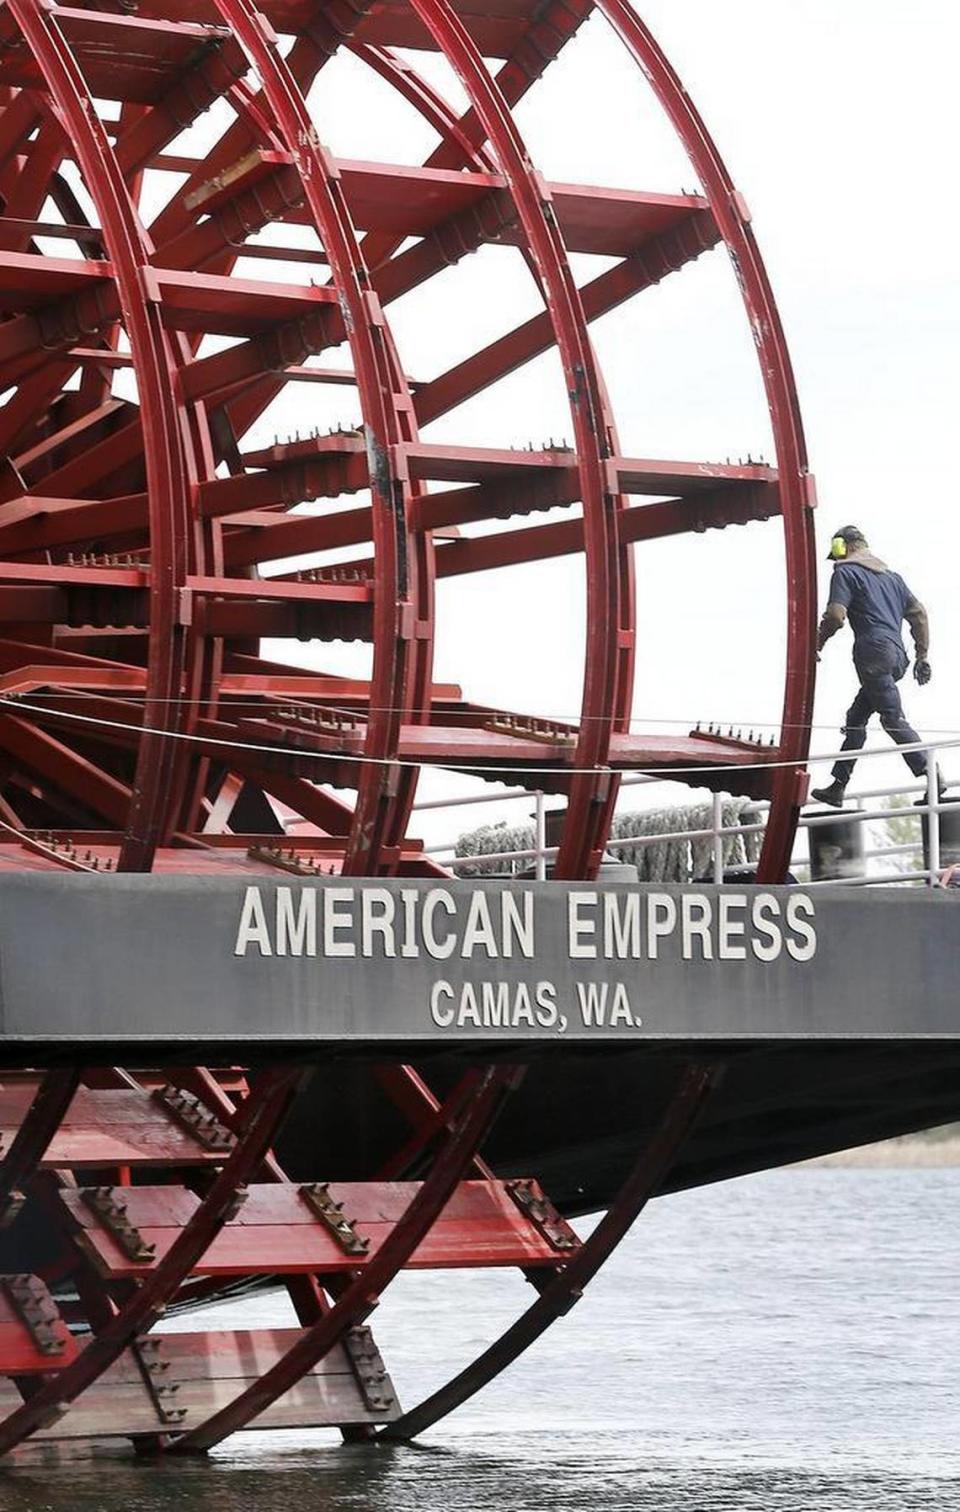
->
xmin=0 ymin=1070 xmax=81 ymax=1226
xmin=379 ymin=1062 xmax=720 ymax=1441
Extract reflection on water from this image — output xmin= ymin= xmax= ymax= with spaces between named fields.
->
xmin=1 ymin=1169 xmax=957 ymax=1511
xmin=4 ymin=1444 xmax=958 ymax=1512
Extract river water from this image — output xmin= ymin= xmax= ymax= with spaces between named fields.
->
xmin=1 ymin=1167 xmax=957 ymax=1511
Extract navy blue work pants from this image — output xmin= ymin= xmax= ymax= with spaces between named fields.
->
xmin=832 ymin=640 xmax=926 ymax=787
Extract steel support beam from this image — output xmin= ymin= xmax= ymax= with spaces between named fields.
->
xmin=170 ymin=1063 xmax=520 ymax=1450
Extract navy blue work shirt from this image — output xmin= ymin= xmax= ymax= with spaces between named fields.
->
xmin=828 ymin=563 xmax=917 ymax=654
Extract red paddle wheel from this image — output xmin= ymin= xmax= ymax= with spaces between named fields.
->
xmin=0 ymin=0 xmax=815 ymax=1455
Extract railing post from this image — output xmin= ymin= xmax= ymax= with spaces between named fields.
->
xmin=535 ymin=791 xmax=546 ymax=882
xmin=712 ymin=792 xmax=724 ymax=885
xmin=926 ymin=749 xmax=941 ymax=886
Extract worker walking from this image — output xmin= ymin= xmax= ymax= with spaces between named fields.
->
xmin=811 ymin=525 xmax=936 ymax=808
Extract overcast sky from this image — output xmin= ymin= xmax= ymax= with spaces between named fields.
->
xmin=254 ymin=2 xmax=960 ymax=841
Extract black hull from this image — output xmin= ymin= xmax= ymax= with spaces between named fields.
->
xmin=276 ymin=1042 xmax=960 ymax=1214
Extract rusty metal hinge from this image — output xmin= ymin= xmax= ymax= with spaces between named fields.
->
xmin=81 ymin=1187 xmax=157 ymax=1264
xmin=2 ymin=1273 xmax=72 ymax=1357
xmin=153 ymin=1084 xmax=237 ymax=1154
xmin=343 ymin=1325 xmax=397 ymax=1414
xmin=134 ymin=1336 xmax=188 ymax=1426
xmin=506 ymin=1179 xmax=579 ymax=1253
xmin=299 ymin=1183 xmax=370 ymax=1256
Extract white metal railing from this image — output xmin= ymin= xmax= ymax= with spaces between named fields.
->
xmin=411 ymin=736 xmax=959 ymax=889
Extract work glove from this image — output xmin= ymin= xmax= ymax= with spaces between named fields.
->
xmin=914 ymin=658 xmax=932 ymax=686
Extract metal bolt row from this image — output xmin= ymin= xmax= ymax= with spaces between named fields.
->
xmin=153 ymin=1085 xmax=237 ymax=1153
xmin=272 ymin=422 xmax=362 ymax=445
xmin=31 ymin=833 xmax=116 ymax=869
xmin=81 ymin=1187 xmax=158 ymax=1264
xmin=3 ymin=1274 xmax=70 ymax=1356
xmin=247 ymin=844 xmax=340 ymax=877
xmin=299 ymin=1182 xmax=370 ymax=1256
xmin=488 ymin=715 xmax=574 ymax=745
xmin=275 ymin=704 xmax=361 ymax=733
xmin=64 ymin=551 xmax=143 ymax=568
xmin=296 ymin=566 xmax=367 ymax=585
xmin=506 ymin=1179 xmax=579 ymax=1252
xmin=696 ymin=723 xmax=776 ymax=747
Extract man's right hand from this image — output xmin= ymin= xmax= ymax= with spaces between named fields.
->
xmin=914 ymin=659 xmax=932 ymax=686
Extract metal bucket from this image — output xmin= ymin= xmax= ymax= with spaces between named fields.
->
xmin=922 ymin=796 xmax=960 ymax=871
xmin=808 ymin=811 xmax=866 ymax=881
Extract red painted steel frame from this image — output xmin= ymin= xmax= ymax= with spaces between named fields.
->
xmin=0 ymin=0 xmax=817 ymax=1458
xmin=170 ymin=1063 xmax=520 ymax=1450
xmin=0 ymin=1067 xmax=301 ymax=1456
xmin=0 ymin=0 xmax=814 ymax=882
xmin=203 ymin=0 xmax=429 ymax=877
xmin=403 ymin=0 xmax=635 ymax=883
xmin=6 ymin=0 xmax=204 ymax=873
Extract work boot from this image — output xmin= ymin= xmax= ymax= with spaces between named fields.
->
xmin=810 ymin=780 xmax=847 ymax=809
xmin=914 ymin=773 xmax=948 ymax=808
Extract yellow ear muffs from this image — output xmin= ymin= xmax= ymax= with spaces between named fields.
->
xmin=831 ymin=535 xmax=848 ymax=560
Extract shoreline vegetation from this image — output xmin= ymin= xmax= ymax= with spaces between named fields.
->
xmin=799 ymin=1126 xmax=960 ymax=1169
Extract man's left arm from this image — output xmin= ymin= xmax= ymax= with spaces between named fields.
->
xmin=904 ymin=594 xmax=931 ymax=683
